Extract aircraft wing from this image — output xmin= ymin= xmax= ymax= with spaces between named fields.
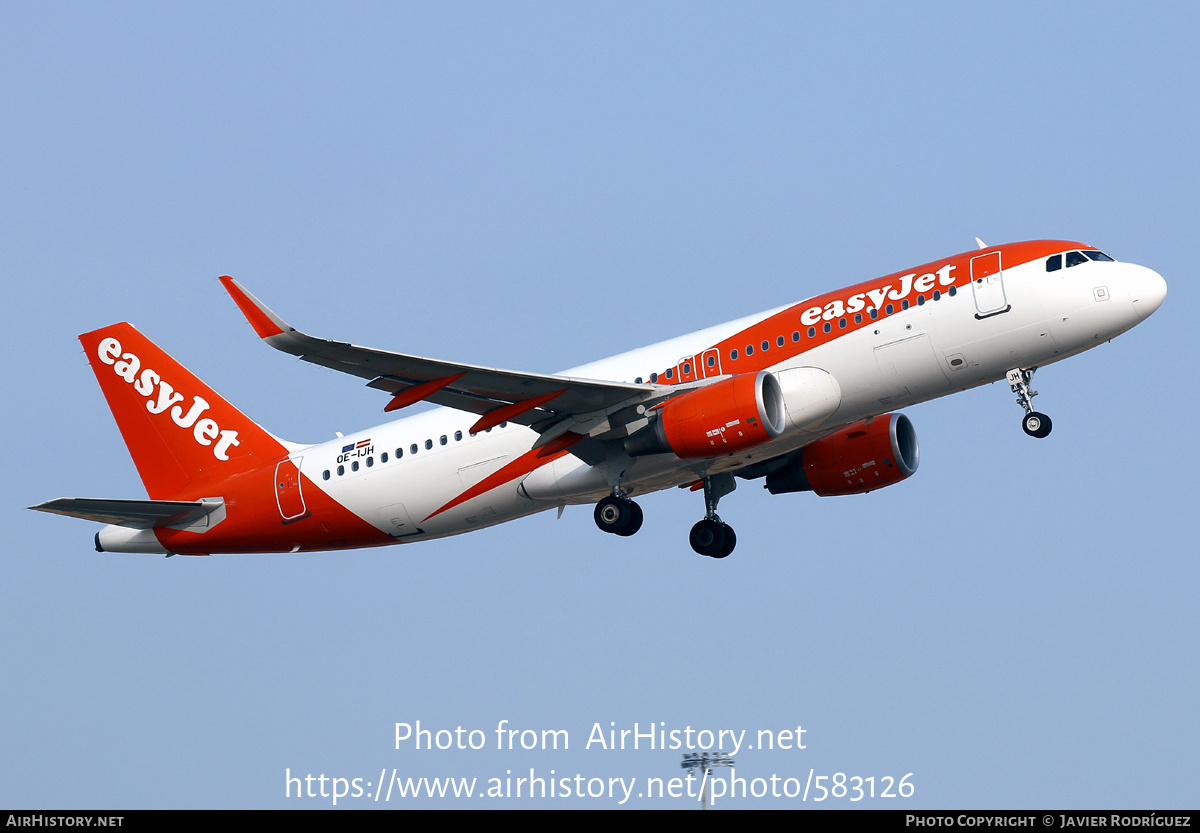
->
xmin=31 ymin=498 xmax=223 ymax=529
xmin=219 ymin=277 xmax=686 ymax=445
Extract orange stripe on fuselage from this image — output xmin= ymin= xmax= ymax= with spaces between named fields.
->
xmin=155 ymin=465 xmax=395 ymax=555
xmin=650 ymin=240 xmax=1089 ymax=385
xmin=423 ymin=436 xmax=582 ymax=522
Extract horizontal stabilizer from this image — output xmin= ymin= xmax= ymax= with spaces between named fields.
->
xmin=31 ymin=497 xmax=224 ymax=529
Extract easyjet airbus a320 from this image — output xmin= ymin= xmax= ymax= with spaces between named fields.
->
xmin=34 ymin=239 xmax=1166 ymax=558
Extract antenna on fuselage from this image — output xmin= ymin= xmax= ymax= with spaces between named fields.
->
xmin=975 ymin=237 xmax=988 ymax=249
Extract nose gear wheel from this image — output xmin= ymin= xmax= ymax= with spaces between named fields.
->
xmin=1007 ymin=367 xmax=1053 ymax=438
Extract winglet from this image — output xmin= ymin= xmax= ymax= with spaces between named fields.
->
xmin=218 ymin=276 xmax=289 ymax=339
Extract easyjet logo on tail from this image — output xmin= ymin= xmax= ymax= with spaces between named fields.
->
xmin=96 ymin=336 xmax=241 ymax=461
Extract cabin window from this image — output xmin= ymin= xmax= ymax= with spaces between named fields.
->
xmin=706 ymin=355 xmax=716 ymax=367
xmin=948 ymin=285 xmax=957 ymax=296
xmin=933 ymin=290 xmax=941 ymax=301
xmin=455 ymin=430 xmax=463 ymax=441
xmin=917 ymin=295 xmax=925 ymax=306
xmin=854 ymin=313 xmax=862 ymax=324
xmin=901 ymin=299 xmax=910 ymax=310
xmin=665 ymin=367 xmax=674 ymax=379
xmin=869 ymin=308 xmax=878 ymax=319
xmin=776 ymin=335 xmax=785 ymax=347
xmin=425 ymin=439 xmax=433 ymax=450
xmin=886 ymin=304 xmax=894 ymax=314
xmin=729 ymin=350 xmax=738 ymax=360
xmin=823 ymin=322 xmax=831 ymax=333
xmin=366 ymin=456 xmax=374 ymax=467
xmin=351 ymin=461 xmax=359 ymax=472
xmin=838 ymin=317 xmax=847 ymax=328
xmin=745 ymin=344 xmax=754 ymax=356
xmin=337 ymin=465 xmax=344 ymax=476
xmin=439 ymin=435 xmax=447 ymax=446
xmin=807 ymin=327 xmax=816 ymax=338
xmin=396 ymin=448 xmax=403 ymax=459
xmin=650 ymin=372 xmax=658 ymax=382
xmin=682 ymin=362 xmax=691 ymax=374
xmin=323 ymin=470 xmax=330 ymax=480
xmin=792 ymin=331 xmax=800 ymax=342
xmin=635 ymin=377 xmax=643 ymax=384
xmin=381 ymin=452 xmax=388 ymax=463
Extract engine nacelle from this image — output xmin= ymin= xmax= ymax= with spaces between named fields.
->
xmin=765 ymin=413 xmax=919 ymax=496
xmin=625 ymin=371 xmax=787 ymax=459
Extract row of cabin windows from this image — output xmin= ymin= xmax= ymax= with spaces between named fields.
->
xmin=1046 ymin=250 xmax=1114 ymax=271
xmin=631 ymin=284 xmax=960 ymax=381
xmin=321 ymin=423 xmax=508 ymax=480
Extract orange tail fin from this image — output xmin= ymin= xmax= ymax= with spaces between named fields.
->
xmin=80 ymin=323 xmax=289 ymax=499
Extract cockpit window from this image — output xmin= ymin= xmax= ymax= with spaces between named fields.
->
xmin=1066 ymin=251 xmax=1089 ymax=268
xmin=1046 ymin=254 xmax=1062 ymax=272
xmin=1085 ymin=250 xmax=1114 ymax=262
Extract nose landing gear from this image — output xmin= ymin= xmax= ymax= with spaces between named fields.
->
xmin=1007 ymin=367 xmax=1052 ymax=438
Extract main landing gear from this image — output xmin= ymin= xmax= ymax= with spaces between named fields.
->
xmin=689 ymin=474 xmax=737 ymax=559
xmin=593 ymin=489 xmax=643 ymax=537
xmin=591 ymin=474 xmax=738 ymax=559
xmin=1007 ymin=367 xmax=1053 ymax=439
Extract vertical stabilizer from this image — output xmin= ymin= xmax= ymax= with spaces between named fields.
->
xmin=80 ymin=323 xmax=288 ymax=499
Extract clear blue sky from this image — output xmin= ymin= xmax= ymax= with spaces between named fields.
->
xmin=3 ymin=3 xmax=1196 ymax=808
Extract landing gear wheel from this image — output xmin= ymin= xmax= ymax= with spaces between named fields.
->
xmin=689 ymin=519 xmax=725 ymax=556
xmin=594 ymin=495 xmax=641 ymax=536
xmin=710 ymin=525 xmax=736 ymax=559
xmin=1008 ymin=368 xmax=1052 ymax=439
xmin=1022 ymin=411 xmax=1052 ymax=439
xmin=615 ymin=501 xmax=643 ymax=537
xmin=690 ymin=518 xmax=735 ymax=557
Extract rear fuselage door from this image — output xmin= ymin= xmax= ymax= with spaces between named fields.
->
xmin=274 ymin=456 xmax=309 ymax=522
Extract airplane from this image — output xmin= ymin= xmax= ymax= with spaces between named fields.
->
xmin=32 ymin=239 xmax=1166 ymax=559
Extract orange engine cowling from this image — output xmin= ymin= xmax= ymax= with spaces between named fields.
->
xmin=624 ymin=371 xmax=787 ymax=459
xmin=765 ymin=413 xmax=919 ymax=496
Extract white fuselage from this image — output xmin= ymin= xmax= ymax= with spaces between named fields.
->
xmin=300 ymin=253 xmax=1162 ymax=542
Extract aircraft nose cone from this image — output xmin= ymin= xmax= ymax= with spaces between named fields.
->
xmin=1131 ymin=266 xmax=1167 ymax=321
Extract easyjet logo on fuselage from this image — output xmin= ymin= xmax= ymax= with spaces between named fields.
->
xmin=96 ymin=336 xmax=242 ymax=461
xmin=798 ymin=263 xmax=958 ymax=325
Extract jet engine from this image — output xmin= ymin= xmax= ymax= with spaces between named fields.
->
xmin=765 ymin=413 xmax=919 ymax=496
xmin=625 ymin=371 xmax=787 ymax=459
